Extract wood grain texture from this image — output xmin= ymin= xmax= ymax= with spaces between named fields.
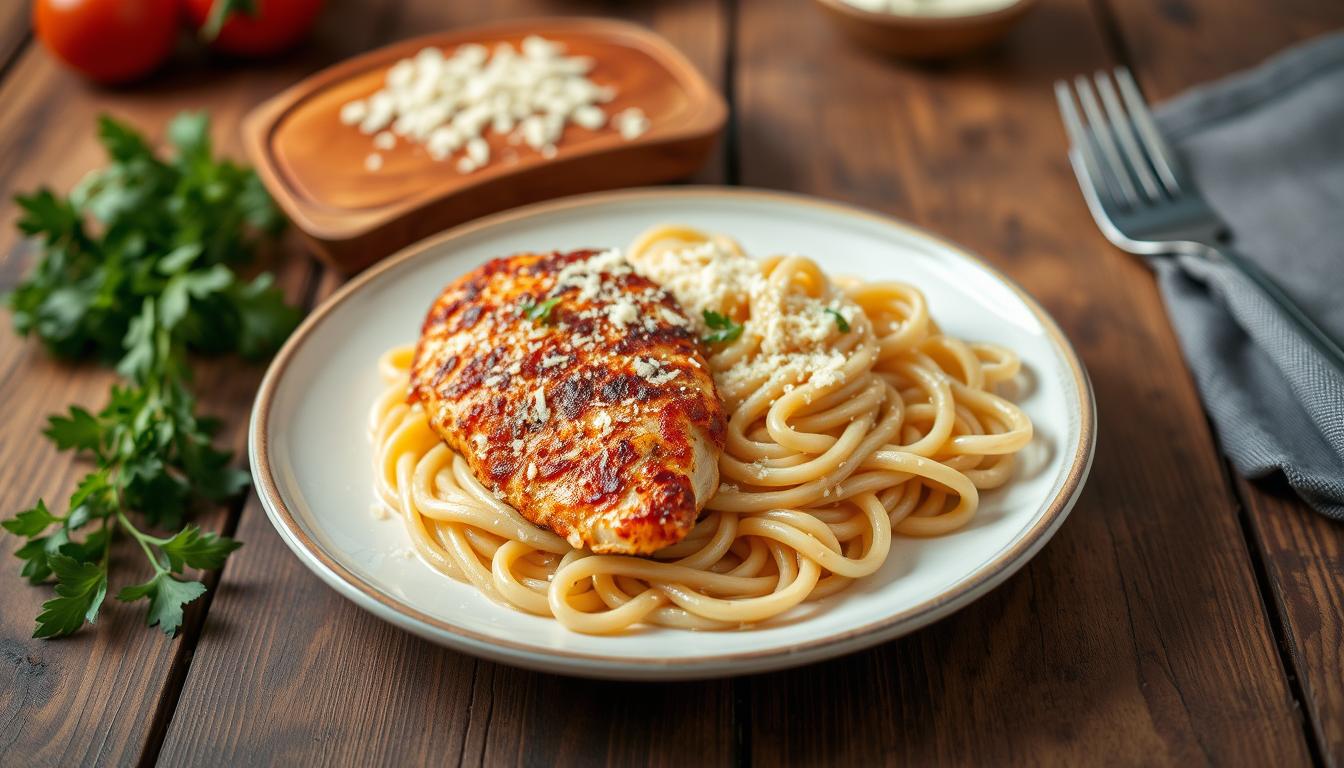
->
xmin=0 ymin=9 xmax=350 ymax=766
xmin=4 ymin=0 xmax=1338 ymax=765
xmin=0 ymin=3 xmax=26 ymax=78
xmin=735 ymin=0 xmax=1313 ymax=763
xmin=1100 ymin=1 xmax=1344 ymax=762
xmin=1240 ymin=477 xmax=1344 ymax=765
xmin=1100 ymin=0 xmax=1344 ymax=98
xmin=156 ymin=2 xmax=737 ymax=766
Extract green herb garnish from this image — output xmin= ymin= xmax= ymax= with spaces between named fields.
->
xmin=701 ymin=310 xmax=743 ymax=344
xmin=2 ymin=112 xmax=298 ymax=638
xmin=825 ymin=308 xmax=850 ymax=333
xmin=523 ymin=296 xmax=562 ymax=324
xmin=9 ymin=112 xmax=291 ymax=362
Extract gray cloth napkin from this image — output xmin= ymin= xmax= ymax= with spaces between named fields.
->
xmin=1151 ymin=32 xmax=1344 ymax=519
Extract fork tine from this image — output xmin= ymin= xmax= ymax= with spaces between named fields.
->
xmin=1053 ymin=80 xmax=1112 ymax=205
xmin=1074 ymin=75 xmax=1140 ymax=208
xmin=1094 ymin=70 xmax=1163 ymax=202
xmin=1114 ymin=67 xmax=1183 ymax=195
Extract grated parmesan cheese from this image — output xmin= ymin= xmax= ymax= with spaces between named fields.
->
xmin=551 ymin=249 xmax=670 ymax=334
xmin=608 ymin=299 xmax=638 ymax=329
xmin=634 ymin=356 xmax=679 ymax=386
xmin=340 ymin=37 xmax=650 ymax=175
xmin=614 ymin=107 xmax=650 ymax=139
xmin=592 ymin=410 xmax=613 ymax=434
xmin=529 ymin=388 xmax=550 ymax=423
xmin=627 ymin=237 xmax=862 ymax=399
xmin=659 ymin=306 xmax=690 ymax=327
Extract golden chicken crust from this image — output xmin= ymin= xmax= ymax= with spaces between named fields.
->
xmin=409 ymin=249 xmax=726 ymax=554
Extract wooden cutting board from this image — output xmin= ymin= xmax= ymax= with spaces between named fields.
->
xmin=243 ymin=17 xmax=727 ymax=273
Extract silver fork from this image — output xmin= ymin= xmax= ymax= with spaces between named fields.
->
xmin=1054 ymin=67 xmax=1344 ymax=372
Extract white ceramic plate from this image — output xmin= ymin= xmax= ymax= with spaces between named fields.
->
xmin=250 ymin=188 xmax=1095 ymax=680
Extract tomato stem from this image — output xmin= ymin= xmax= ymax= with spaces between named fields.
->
xmin=202 ymin=0 xmax=259 ymax=42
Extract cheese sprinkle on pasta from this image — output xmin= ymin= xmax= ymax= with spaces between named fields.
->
xmin=626 ymin=236 xmax=856 ymax=407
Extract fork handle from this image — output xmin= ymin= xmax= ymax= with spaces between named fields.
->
xmin=1211 ymin=245 xmax=1344 ymax=373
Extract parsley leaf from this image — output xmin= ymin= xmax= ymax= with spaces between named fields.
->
xmin=6 ymin=112 xmax=297 ymax=363
xmin=167 ymin=111 xmax=211 ymax=162
xmin=15 ymin=532 xmax=66 ymax=584
xmin=2 ymin=500 xmax=57 ymax=537
xmin=43 ymin=406 xmax=103 ymax=452
xmin=824 ymin=308 xmax=851 ymax=333
xmin=117 ymin=573 xmax=207 ymax=637
xmin=4 ymin=112 xmax=284 ymax=638
xmin=33 ymin=555 xmax=108 ymax=638
xmin=159 ymin=525 xmax=243 ymax=572
xmin=231 ymin=273 xmax=303 ymax=359
xmin=701 ymin=310 xmax=744 ymax=344
xmin=522 ymin=296 xmax=562 ymax=324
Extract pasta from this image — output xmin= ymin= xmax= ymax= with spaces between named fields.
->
xmin=370 ymin=226 xmax=1033 ymax=633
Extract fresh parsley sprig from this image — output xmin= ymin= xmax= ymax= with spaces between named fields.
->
xmin=701 ymin=310 xmax=743 ymax=345
xmin=522 ymin=296 xmax=562 ymax=324
xmin=9 ymin=112 xmax=290 ymax=362
xmin=2 ymin=112 xmax=299 ymax=638
xmin=824 ymin=308 xmax=850 ymax=333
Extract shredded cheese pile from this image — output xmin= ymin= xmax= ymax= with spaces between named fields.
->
xmin=627 ymin=239 xmax=858 ymax=396
xmin=340 ymin=36 xmax=649 ymax=174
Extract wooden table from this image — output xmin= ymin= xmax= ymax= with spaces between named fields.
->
xmin=1 ymin=1 xmax=1341 ymax=765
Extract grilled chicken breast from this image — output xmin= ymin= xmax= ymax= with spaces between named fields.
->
xmin=409 ymin=249 xmax=726 ymax=554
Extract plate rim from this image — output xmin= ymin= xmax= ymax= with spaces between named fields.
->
xmin=248 ymin=186 xmax=1096 ymax=678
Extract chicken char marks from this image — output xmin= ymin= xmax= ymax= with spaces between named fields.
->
xmin=409 ymin=249 xmax=726 ymax=555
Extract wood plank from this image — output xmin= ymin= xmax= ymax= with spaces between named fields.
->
xmin=0 ymin=4 xmax=388 ymax=763
xmin=1102 ymin=1 xmax=1344 ymax=762
xmin=156 ymin=1 xmax=736 ymax=765
xmin=1099 ymin=0 xmax=1344 ymax=100
xmin=1240 ymin=477 xmax=1344 ymax=764
xmin=734 ymin=0 xmax=1313 ymax=764
xmin=0 ymin=5 xmax=25 ymax=77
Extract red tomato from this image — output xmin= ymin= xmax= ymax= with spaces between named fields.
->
xmin=33 ymin=0 xmax=178 ymax=84
xmin=182 ymin=0 xmax=323 ymax=57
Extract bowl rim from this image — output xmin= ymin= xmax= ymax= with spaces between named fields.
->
xmin=813 ymin=0 xmax=1039 ymax=28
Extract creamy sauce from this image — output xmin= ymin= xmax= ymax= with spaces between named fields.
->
xmin=841 ymin=0 xmax=1020 ymax=16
